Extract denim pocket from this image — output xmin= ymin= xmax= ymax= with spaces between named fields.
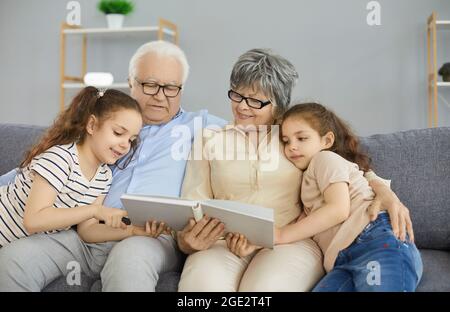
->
xmin=356 ymin=219 xmax=395 ymax=244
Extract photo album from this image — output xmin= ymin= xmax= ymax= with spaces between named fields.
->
xmin=121 ymin=194 xmax=274 ymax=248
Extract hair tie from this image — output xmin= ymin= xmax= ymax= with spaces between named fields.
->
xmin=97 ymin=88 xmax=107 ymax=98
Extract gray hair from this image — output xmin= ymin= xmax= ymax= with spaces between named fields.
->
xmin=128 ymin=40 xmax=190 ymax=84
xmin=230 ymin=48 xmax=299 ymax=119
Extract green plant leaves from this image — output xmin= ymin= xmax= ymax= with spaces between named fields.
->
xmin=98 ymin=0 xmax=134 ymax=15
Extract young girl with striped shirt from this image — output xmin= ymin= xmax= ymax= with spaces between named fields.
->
xmin=0 ymin=87 xmax=149 ymax=247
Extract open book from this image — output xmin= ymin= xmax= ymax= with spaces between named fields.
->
xmin=120 ymin=194 xmax=274 ymax=248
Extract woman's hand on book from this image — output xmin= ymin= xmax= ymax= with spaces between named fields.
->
xmin=177 ymin=216 xmax=225 ymax=254
xmin=131 ymin=220 xmax=172 ymax=238
xmin=226 ymin=233 xmax=262 ymax=258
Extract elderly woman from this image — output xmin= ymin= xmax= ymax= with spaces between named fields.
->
xmin=177 ymin=48 xmax=414 ymax=291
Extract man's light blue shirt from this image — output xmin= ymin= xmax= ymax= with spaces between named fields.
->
xmin=0 ymin=168 xmax=17 ymax=186
xmin=103 ymin=108 xmax=227 ymax=209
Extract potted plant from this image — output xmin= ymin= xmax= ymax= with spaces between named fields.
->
xmin=438 ymin=63 xmax=450 ymax=82
xmin=98 ymin=0 xmax=134 ymax=29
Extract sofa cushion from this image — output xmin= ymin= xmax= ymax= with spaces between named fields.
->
xmin=0 ymin=124 xmax=45 ymax=175
xmin=416 ymin=249 xmax=450 ymax=292
xmin=46 ymin=250 xmax=450 ymax=292
xmin=360 ymin=127 xmax=450 ymax=250
xmin=44 ymin=271 xmax=181 ymax=292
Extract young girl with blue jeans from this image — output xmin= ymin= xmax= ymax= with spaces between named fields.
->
xmin=279 ymin=102 xmax=423 ymax=292
xmin=0 ymin=87 xmax=167 ymax=248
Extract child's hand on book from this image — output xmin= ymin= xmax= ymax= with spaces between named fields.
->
xmin=226 ymin=233 xmax=262 ymax=258
xmin=132 ymin=220 xmax=172 ymax=238
xmin=93 ymin=205 xmax=128 ymax=229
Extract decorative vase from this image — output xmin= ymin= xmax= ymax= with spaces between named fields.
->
xmin=106 ymin=14 xmax=124 ymax=29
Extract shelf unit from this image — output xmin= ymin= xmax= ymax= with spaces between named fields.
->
xmin=427 ymin=12 xmax=449 ymax=127
xmin=59 ymin=18 xmax=179 ymax=111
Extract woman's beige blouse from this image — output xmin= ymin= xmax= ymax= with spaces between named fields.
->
xmin=181 ymin=125 xmax=302 ymax=227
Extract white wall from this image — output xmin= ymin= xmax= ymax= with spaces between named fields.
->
xmin=1 ymin=0 xmax=449 ymax=136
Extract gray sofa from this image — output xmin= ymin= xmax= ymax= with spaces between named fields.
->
xmin=0 ymin=123 xmax=449 ymax=292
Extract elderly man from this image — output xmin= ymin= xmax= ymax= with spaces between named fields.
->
xmin=0 ymin=40 xmax=227 ymax=291
xmin=98 ymin=41 xmax=229 ymax=291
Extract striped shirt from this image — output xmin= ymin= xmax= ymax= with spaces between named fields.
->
xmin=0 ymin=143 xmax=112 ymax=247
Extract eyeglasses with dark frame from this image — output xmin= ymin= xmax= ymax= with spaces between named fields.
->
xmin=134 ymin=78 xmax=183 ymax=98
xmin=227 ymin=89 xmax=271 ymax=109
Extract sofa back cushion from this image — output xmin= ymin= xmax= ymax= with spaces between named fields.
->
xmin=1 ymin=124 xmax=449 ymax=250
xmin=0 ymin=124 xmax=45 ymax=175
xmin=360 ymin=127 xmax=450 ymax=250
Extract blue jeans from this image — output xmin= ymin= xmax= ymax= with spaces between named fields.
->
xmin=313 ymin=212 xmax=423 ymax=292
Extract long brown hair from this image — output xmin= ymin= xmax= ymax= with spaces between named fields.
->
xmin=20 ymin=86 xmax=142 ymax=169
xmin=282 ymin=103 xmax=372 ymax=172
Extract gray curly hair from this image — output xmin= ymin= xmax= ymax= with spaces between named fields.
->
xmin=230 ymin=48 xmax=299 ymax=121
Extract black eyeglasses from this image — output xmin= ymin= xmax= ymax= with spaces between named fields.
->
xmin=134 ymin=78 xmax=182 ymax=98
xmin=228 ymin=90 xmax=271 ymax=109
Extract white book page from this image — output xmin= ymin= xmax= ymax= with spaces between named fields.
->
xmin=120 ymin=194 xmax=198 ymax=231
xmin=201 ymin=200 xmax=274 ymax=248
xmin=202 ymin=200 xmax=273 ymax=221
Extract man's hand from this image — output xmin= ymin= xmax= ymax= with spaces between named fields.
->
xmin=368 ymin=180 xmax=414 ymax=243
xmin=177 ymin=216 xmax=225 ymax=255
xmin=226 ymin=233 xmax=262 ymax=258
